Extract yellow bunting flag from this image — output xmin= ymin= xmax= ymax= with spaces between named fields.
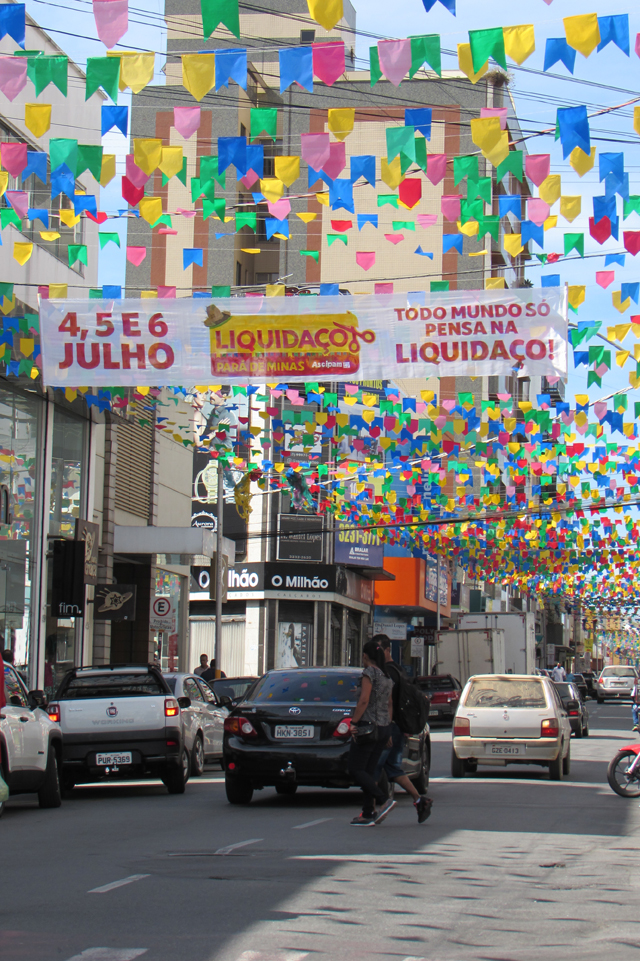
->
xmin=570 ymin=145 xmax=596 ymax=177
xmin=59 ymin=209 xmax=81 ymax=228
xmin=296 ymin=212 xmax=317 ymax=223
xmin=568 ymin=285 xmax=585 ymax=309
xmin=635 ymin=106 xmax=640 ymax=137
xmin=560 ymin=196 xmax=581 ymax=222
xmin=25 ymin=103 xmax=51 ymax=138
xmin=484 ymin=131 xmax=509 ymax=168
xmin=108 ymin=51 xmax=155 ymax=93
xmin=457 ymin=220 xmax=479 ymax=237
xmin=503 ymin=24 xmax=535 ymax=64
xmin=539 ymin=174 xmax=561 ymax=206
xmin=564 ymin=13 xmax=601 ymax=57
xmin=274 ymin=156 xmax=300 ymax=187
xmin=49 ymin=284 xmax=68 ymax=298
xmin=470 ymin=116 xmax=502 ymax=152
xmin=100 ymin=153 xmax=116 ymax=187
xmin=19 ymin=338 xmax=34 ymax=357
xmin=182 ymin=53 xmax=216 ymax=101
xmin=307 ymin=0 xmax=343 ymax=31
xmin=266 ymin=284 xmax=285 ymax=297
xmin=260 ymin=178 xmax=284 ymax=202
xmin=141 ymin=290 xmax=158 ymax=298
xmin=328 ymin=108 xmax=355 ymax=141
xmin=0 ymin=171 xmax=8 ymax=197
xmin=134 ymin=138 xmax=163 ymax=175
xmin=13 ymin=242 xmax=33 ymax=265
xmin=139 ymin=196 xmax=163 ymax=224
xmin=486 ymin=277 xmax=506 ymax=289
xmin=544 ymin=216 xmax=557 ymax=230
xmin=241 ymin=248 xmax=261 ymax=254
xmin=469 ymin=249 xmax=488 ymax=256
xmin=617 ymin=350 xmax=630 ymax=368
xmin=613 ymin=290 xmax=631 ymax=313
xmin=457 ymin=43 xmax=489 ymax=84
xmin=159 ymin=146 xmax=184 ymax=179
xmin=40 ymin=231 xmax=60 ymax=241
xmin=381 ymin=156 xmax=402 ymax=190
xmin=316 ymin=192 xmax=330 ymax=206
xmin=616 ymin=323 xmax=632 ymax=341
xmin=503 ymin=233 xmax=523 ymax=257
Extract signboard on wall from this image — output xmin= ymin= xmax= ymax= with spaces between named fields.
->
xmin=150 ymin=594 xmax=177 ymax=632
xmin=94 ymin=584 xmax=137 ymax=621
xmin=277 ymin=514 xmax=324 ymax=562
xmin=373 ymin=621 xmax=407 ymax=640
xmin=75 ymin=519 xmax=99 ymax=585
xmin=425 ymin=555 xmax=449 ymax=607
xmin=277 ymin=621 xmax=311 ymax=668
xmin=334 ymin=524 xmax=384 ymax=568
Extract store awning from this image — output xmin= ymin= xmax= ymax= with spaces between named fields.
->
xmin=114 ymin=526 xmax=235 ymax=562
xmin=348 ymin=566 xmax=396 ymax=581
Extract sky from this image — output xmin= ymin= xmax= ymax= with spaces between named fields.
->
xmin=20 ymin=0 xmax=640 ymax=407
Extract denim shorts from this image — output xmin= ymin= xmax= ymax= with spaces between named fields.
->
xmin=383 ymin=723 xmax=406 ymax=780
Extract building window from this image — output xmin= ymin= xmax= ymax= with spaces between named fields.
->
xmin=240 ymin=122 xmax=246 ymax=138
xmin=300 ymin=29 xmax=315 ymax=43
xmin=236 ymin=261 xmax=242 ymax=287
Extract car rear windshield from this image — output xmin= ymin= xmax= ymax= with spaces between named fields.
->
xmin=417 ymin=676 xmax=457 ymax=692
xmin=464 ymin=678 xmax=547 ymax=709
xmin=61 ymin=672 xmax=166 ymax=699
xmin=209 ymin=678 xmax=256 ymax=701
xmin=249 ymin=671 xmax=359 ymax=704
xmin=601 ymin=667 xmax=636 ymax=677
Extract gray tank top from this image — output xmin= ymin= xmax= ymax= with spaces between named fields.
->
xmin=359 ymin=666 xmax=393 ymax=726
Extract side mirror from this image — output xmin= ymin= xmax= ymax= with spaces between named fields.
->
xmin=28 ymin=690 xmax=47 ymax=710
xmin=177 ymin=696 xmax=191 ymax=709
xmin=219 ymin=695 xmax=233 ymax=709
xmin=9 ymin=694 xmax=22 ymax=707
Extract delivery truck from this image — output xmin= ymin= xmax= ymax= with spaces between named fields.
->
xmin=458 ymin=612 xmax=536 ymax=675
xmin=435 ymin=629 xmax=506 ymax=687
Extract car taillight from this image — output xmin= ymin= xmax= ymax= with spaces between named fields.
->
xmin=568 ymin=710 xmax=579 ymax=716
xmin=453 ymin=717 xmax=470 ymax=736
xmin=164 ymin=698 xmax=179 ymax=717
xmin=224 ymin=716 xmax=258 ymax=738
xmin=447 ymin=693 xmax=460 ymax=702
xmin=541 ymin=718 xmax=559 ymax=737
xmin=47 ymin=703 xmax=60 ymax=723
xmin=333 ymin=718 xmax=352 ymax=738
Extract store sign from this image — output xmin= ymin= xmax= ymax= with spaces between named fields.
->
xmin=373 ymin=621 xmax=407 ymax=640
xmin=425 ymin=555 xmax=449 ymax=607
xmin=150 ymin=594 xmax=177 ymax=632
xmin=277 ymin=514 xmax=324 ymax=562
xmin=94 ymin=584 xmax=137 ymax=621
xmin=192 ymin=562 xmax=336 ymax=596
xmin=40 ymin=290 xmax=567 ymax=386
xmin=277 ymin=622 xmax=312 ymax=669
xmin=51 ymin=539 xmax=85 ymax=618
xmin=334 ymin=524 xmax=384 ymax=568
xmin=75 ymin=519 xmax=99 ymax=585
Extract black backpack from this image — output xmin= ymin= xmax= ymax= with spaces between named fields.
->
xmin=387 ymin=663 xmax=430 ymax=735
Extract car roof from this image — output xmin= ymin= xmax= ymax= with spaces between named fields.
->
xmin=211 ymin=675 xmax=258 ymax=681
xmin=467 ymin=674 xmax=546 ymax=681
xmin=263 ymin=667 xmax=362 ymax=675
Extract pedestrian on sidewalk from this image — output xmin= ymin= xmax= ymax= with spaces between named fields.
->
xmin=551 ymin=663 xmax=566 ymax=682
xmin=194 ymin=654 xmax=209 ymax=677
xmin=375 ymin=635 xmax=433 ymax=823
xmin=348 ymin=640 xmax=395 ymax=826
xmin=200 ymin=659 xmax=226 ymax=682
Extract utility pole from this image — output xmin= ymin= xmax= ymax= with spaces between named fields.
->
xmin=215 ymin=458 xmax=224 ymax=672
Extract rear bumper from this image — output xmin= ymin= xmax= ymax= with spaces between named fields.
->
xmin=428 ymin=703 xmax=457 ymax=722
xmin=453 ymin=735 xmax=562 ymax=763
xmin=596 ymin=687 xmax=633 ymax=699
xmin=224 ymin=736 xmax=353 ymax=787
xmin=60 ymin=728 xmax=183 ymax=782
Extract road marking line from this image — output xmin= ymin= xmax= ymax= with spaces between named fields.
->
xmin=61 ymin=950 xmax=147 ymax=961
xmin=292 ymin=818 xmax=332 ymax=830
xmin=429 ymin=777 xmax=611 ymax=788
xmin=215 ymin=838 xmax=263 ymax=855
xmin=237 ymin=952 xmax=308 ymax=960
xmin=291 ymin=855 xmax=432 ymax=863
xmin=88 ymin=875 xmax=150 ymax=894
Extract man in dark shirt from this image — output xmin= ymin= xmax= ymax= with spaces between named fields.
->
xmin=374 ymin=635 xmax=432 ymax=823
xmin=200 ymin=659 xmax=227 ymax=682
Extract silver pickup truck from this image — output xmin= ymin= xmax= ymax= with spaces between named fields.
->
xmin=48 ymin=664 xmax=190 ymax=794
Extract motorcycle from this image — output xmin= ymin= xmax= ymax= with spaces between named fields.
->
xmin=607 ymin=743 xmax=640 ymax=797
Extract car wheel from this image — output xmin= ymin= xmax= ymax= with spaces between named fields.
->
xmin=275 ymin=782 xmax=298 ymax=796
xmin=414 ymin=742 xmax=430 ymax=794
xmin=225 ymin=774 xmax=253 ymax=805
xmin=191 ymin=735 xmax=205 ymax=777
xmin=451 ymin=749 xmax=466 ymax=778
xmin=574 ymin=721 xmax=583 ymax=739
xmin=163 ymin=749 xmax=189 ymax=795
xmin=549 ymin=751 xmax=563 ymax=781
xmin=562 ymin=745 xmax=571 ymax=777
xmin=583 ymin=719 xmax=590 ymax=737
xmin=607 ymin=749 xmax=640 ymax=797
xmin=38 ymin=746 xmax=62 ymax=808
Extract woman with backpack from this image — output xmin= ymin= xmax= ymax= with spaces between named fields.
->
xmin=348 ymin=640 xmax=396 ymax=825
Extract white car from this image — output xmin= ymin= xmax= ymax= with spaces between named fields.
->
xmin=1 ymin=662 xmax=63 ymax=815
xmin=595 ymin=666 xmax=638 ymax=703
xmin=163 ymin=673 xmax=229 ymax=775
xmin=451 ymin=674 xmax=572 ymax=781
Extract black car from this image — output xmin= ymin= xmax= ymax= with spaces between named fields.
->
xmin=415 ymin=674 xmax=462 ymax=724
xmin=554 ymin=681 xmax=590 ymax=737
xmin=222 ymin=667 xmax=431 ymax=804
xmin=580 ymin=671 xmax=598 ymax=698
xmin=567 ymin=673 xmax=588 ymax=701
xmin=207 ymin=675 xmax=259 ymax=707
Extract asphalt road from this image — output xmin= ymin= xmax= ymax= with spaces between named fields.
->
xmin=3 ymin=699 xmax=640 ymax=961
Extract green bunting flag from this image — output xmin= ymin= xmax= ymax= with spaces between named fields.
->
xmin=409 ymin=34 xmax=441 ymax=77
xmin=454 ymin=155 xmax=479 ymax=186
xmin=300 ymin=250 xmax=320 ymax=261
xmin=200 ymin=156 xmax=226 ymax=189
xmin=203 ymin=197 xmax=226 ymax=221
xmin=201 ymin=0 xmax=240 ymax=40
xmin=99 ymin=233 xmax=120 ymax=249
xmin=369 ymin=46 xmax=382 ymax=86
xmin=30 ymin=55 xmax=68 ymax=97
xmin=469 ymin=27 xmax=507 ymax=73
xmin=235 ymin=211 xmax=257 ymax=232
xmin=77 ymin=145 xmax=103 ymax=180
xmin=496 ymin=150 xmax=523 ymax=183
xmin=211 ymin=285 xmax=231 ymax=297
xmin=250 ymin=108 xmax=277 ymax=142
xmin=564 ymin=233 xmax=585 ymax=257
xmin=68 ymin=244 xmax=88 ymax=267
xmin=85 ymin=56 xmax=120 ymax=103
xmin=50 ymin=138 xmax=78 ymax=175
xmin=162 ymin=158 xmax=188 ymax=187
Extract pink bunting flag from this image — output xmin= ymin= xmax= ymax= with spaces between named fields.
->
xmin=323 ymin=141 xmax=346 ymax=180
xmin=93 ymin=0 xmax=128 ymax=49
xmin=593 ymin=401 xmax=608 ymax=421
xmin=384 ymin=233 xmax=404 ymax=245
xmin=636 ymin=33 xmax=640 ymax=57
xmin=525 ymin=154 xmax=550 ymax=187
xmin=125 ymin=154 xmax=150 ymax=187
xmin=356 ymin=251 xmax=375 ymax=271
xmin=176 ymin=209 xmax=197 ymax=217
xmin=0 ymin=141 xmax=27 ymax=176
xmin=158 ymin=286 xmax=176 ymax=298
xmin=441 ymin=195 xmax=462 ymax=222
xmin=377 ymin=39 xmax=411 ymax=87
xmin=596 ymin=271 xmax=615 ymax=288
xmin=312 ymin=40 xmax=345 ymax=86
xmin=426 ymin=154 xmax=447 ymax=185
xmin=5 ymin=190 xmax=28 ymax=219
xmin=480 ymin=107 xmax=508 ymax=130
xmin=375 ymin=283 xmax=393 ymax=294
xmin=417 ymin=214 xmax=438 ymax=228
xmin=239 ymin=170 xmax=259 ymax=189
xmin=126 ymin=246 xmax=146 ymax=266
xmin=0 ymin=56 xmax=27 ymax=101
xmin=527 ymin=198 xmax=550 ymax=227
xmin=267 ymin=198 xmax=291 ymax=219
xmin=301 ymin=132 xmax=330 ymax=171
xmin=173 ymin=105 xmax=201 ymax=139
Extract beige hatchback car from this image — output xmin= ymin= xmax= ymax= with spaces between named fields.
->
xmin=451 ymin=674 xmax=572 ymax=780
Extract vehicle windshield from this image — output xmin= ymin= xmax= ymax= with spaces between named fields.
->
xmin=249 ymin=671 xmax=359 ymax=703
xmin=417 ymin=676 xmax=458 ymax=692
xmin=601 ymin=667 xmax=636 ymax=678
xmin=208 ymin=678 xmax=257 ymax=701
xmin=164 ymin=676 xmax=177 ymax=693
xmin=61 ymin=672 xmax=165 ymax=699
xmin=464 ymin=678 xmax=548 ymax=709
xmin=554 ymin=683 xmax=576 ymax=699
